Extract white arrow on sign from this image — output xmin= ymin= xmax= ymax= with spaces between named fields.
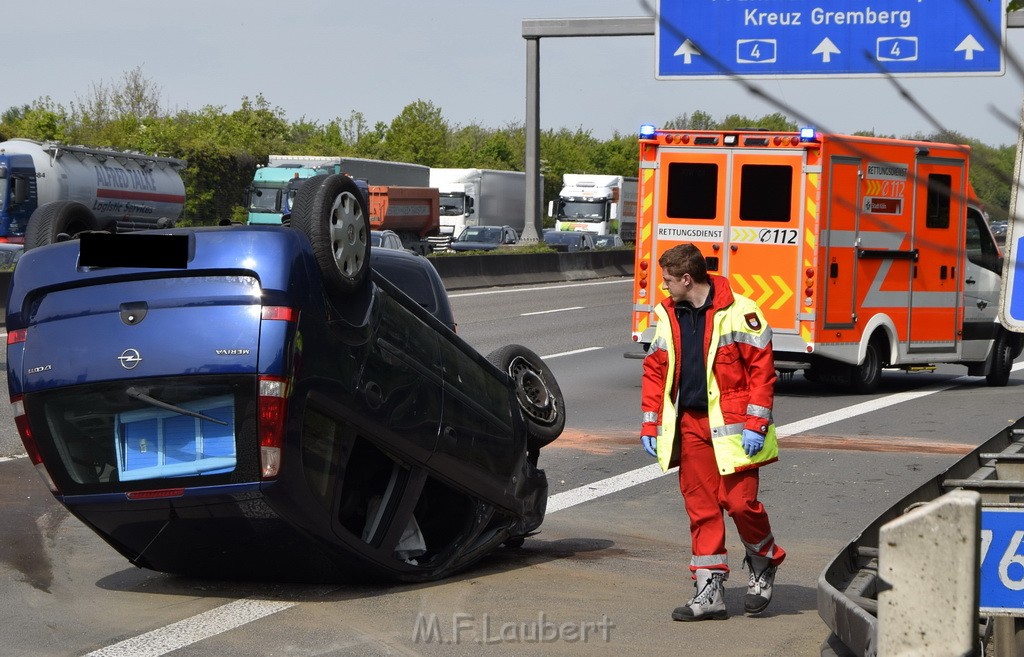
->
xmin=955 ymin=34 xmax=984 ymax=61
xmin=813 ymin=37 xmax=841 ymax=63
xmin=674 ymin=39 xmax=702 ymax=64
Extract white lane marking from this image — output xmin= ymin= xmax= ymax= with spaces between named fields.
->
xmin=546 ymin=362 xmax=1024 ymax=514
xmin=543 ymin=347 xmax=602 ymax=359
xmin=83 ymin=598 xmax=296 ymax=657
xmin=521 ymin=306 xmax=583 ymax=317
xmin=448 ymin=278 xmax=630 ymax=298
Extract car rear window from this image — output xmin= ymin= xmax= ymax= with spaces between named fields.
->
xmin=27 ymin=375 xmax=259 ymax=493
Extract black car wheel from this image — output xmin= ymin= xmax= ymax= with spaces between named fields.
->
xmin=987 ymin=329 xmax=1014 ymax=387
xmin=291 ymin=174 xmax=371 ymax=296
xmin=487 ymin=344 xmax=565 ymax=449
xmin=24 ymin=201 xmax=104 ymax=250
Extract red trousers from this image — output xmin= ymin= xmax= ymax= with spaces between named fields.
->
xmin=677 ymin=409 xmax=785 ymax=575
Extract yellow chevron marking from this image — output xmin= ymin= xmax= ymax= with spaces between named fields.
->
xmin=801 ymin=325 xmax=812 ymax=343
xmin=770 ymin=275 xmax=793 ymax=310
xmin=642 ymin=222 xmax=652 ymax=241
xmin=643 ymin=192 xmax=653 ymax=214
xmin=752 ymin=274 xmax=773 ymax=307
xmin=805 ymin=228 xmax=816 ymax=250
xmin=806 ymin=196 xmax=817 ymax=219
xmin=730 ymin=227 xmax=751 ymax=243
xmin=733 ymin=273 xmax=754 ymax=298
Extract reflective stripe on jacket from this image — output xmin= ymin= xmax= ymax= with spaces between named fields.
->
xmin=641 ymin=275 xmax=779 ymax=475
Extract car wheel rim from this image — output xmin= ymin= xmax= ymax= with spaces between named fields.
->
xmin=328 ymin=191 xmax=367 ymax=279
xmin=509 ymin=356 xmax=556 ymax=424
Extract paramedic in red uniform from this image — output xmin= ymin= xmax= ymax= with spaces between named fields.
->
xmin=640 ymin=243 xmax=786 ymax=621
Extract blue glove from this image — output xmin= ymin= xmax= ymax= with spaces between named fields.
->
xmin=641 ymin=435 xmax=657 ymax=458
xmin=742 ymin=430 xmax=765 ymax=457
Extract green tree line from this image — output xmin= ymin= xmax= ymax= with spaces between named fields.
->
xmin=0 ymin=67 xmax=1015 ymax=225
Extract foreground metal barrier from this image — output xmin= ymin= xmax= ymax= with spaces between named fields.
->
xmin=818 ymin=418 xmax=1024 ymax=657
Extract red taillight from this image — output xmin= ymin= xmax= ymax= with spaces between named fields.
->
xmin=258 ymin=376 xmax=288 ymax=479
xmin=7 ymin=328 xmax=26 ymax=345
xmin=262 ymin=306 xmax=297 ymax=322
xmin=11 ymin=395 xmax=57 ymax=493
xmin=11 ymin=396 xmax=38 ymax=463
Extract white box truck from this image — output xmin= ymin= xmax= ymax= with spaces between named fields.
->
xmin=428 ymin=168 xmax=535 ymax=250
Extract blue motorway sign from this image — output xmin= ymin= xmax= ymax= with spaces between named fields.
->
xmin=656 ymin=0 xmax=1006 ymax=79
xmin=981 ymin=507 xmax=1024 ymax=615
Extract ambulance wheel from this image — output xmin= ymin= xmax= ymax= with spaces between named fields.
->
xmin=487 ymin=344 xmax=565 ymax=450
xmin=987 ymin=330 xmax=1014 ymax=387
xmin=24 ymin=201 xmax=101 ymax=251
xmin=290 ymin=174 xmax=371 ymax=296
xmin=848 ymin=340 xmax=882 ymax=394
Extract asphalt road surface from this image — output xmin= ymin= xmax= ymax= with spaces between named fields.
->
xmin=0 ymin=276 xmax=1019 ymax=656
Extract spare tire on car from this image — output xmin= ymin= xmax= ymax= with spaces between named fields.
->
xmin=290 ymin=174 xmax=372 ymax=296
xmin=24 ymin=201 xmax=106 ymax=251
xmin=486 ymin=344 xmax=565 ymax=451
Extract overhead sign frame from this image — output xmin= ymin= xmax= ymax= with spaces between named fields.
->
xmin=655 ymin=0 xmax=1007 ymax=80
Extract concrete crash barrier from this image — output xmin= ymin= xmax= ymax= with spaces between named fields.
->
xmin=819 ymin=421 xmax=1024 ymax=657
xmin=430 ymin=249 xmax=634 ymax=290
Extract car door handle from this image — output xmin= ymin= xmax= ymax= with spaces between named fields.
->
xmin=965 ymin=276 xmax=976 ymax=285
xmin=977 ymin=300 xmax=988 ymax=309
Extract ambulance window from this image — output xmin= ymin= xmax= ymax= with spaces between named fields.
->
xmin=739 ymin=164 xmax=793 ymax=222
xmin=965 ymin=206 xmax=1001 ymax=274
xmin=666 ymin=162 xmax=718 ymax=219
xmin=925 ymin=174 xmax=952 ymax=229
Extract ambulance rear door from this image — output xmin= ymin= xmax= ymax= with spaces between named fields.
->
xmin=648 ymin=147 xmax=730 ymax=316
xmin=723 ymin=149 xmax=805 ymax=334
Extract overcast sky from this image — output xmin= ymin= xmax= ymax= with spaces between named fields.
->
xmin=8 ymin=1 xmax=1024 ymax=147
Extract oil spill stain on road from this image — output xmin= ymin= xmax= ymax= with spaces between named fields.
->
xmin=550 ymin=429 xmax=974 ymax=455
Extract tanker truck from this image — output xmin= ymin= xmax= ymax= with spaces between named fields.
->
xmin=427 ymin=168 xmax=537 ymax=251
xmin=0 ymin=138 xmax=186 ymax=248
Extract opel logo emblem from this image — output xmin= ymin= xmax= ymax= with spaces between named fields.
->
xmin=118 ymin=348 xmax=142 ymax=370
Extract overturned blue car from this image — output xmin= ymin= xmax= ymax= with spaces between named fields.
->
xmin=6 ymin=174 xmax=565 ymax=582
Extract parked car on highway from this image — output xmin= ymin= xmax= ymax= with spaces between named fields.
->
xmin=6 ymin=174 xmax=565 ymax=583
xmin=542 ymin=229 xmax=596 ymax=252
xmin=449 ymin=225 xmax=518 ymax=252
xmin=370 ymin=229 xmax=404 ymax=251
xmin=592 ymin=234 xmax=625 ymax=249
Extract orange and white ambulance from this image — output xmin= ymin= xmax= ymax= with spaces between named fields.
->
xmin=631 ymin=126 xmax=1020 ymax=392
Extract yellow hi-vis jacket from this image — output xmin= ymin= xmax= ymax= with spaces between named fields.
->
xmin=641 ymin=275 xmax=779 ymax=475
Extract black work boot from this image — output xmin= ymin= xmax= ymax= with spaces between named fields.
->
xmin=672 ymin=569 xmax=728 ymax=621
xmin=743 ymin=554 xmax=777 ymax=614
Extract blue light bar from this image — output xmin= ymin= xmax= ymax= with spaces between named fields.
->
xmin=799 ymin=127 xmax=819 ymax=142
xmin=639 ymin=124 xmax=657 ymax=139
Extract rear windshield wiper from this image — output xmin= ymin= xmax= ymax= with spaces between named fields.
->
xmin=126 ymin=387 xmax=229 ymax=425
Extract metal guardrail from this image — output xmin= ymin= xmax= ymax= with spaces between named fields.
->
xmin=819 ymin=420 xmax=1024 ymax=656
